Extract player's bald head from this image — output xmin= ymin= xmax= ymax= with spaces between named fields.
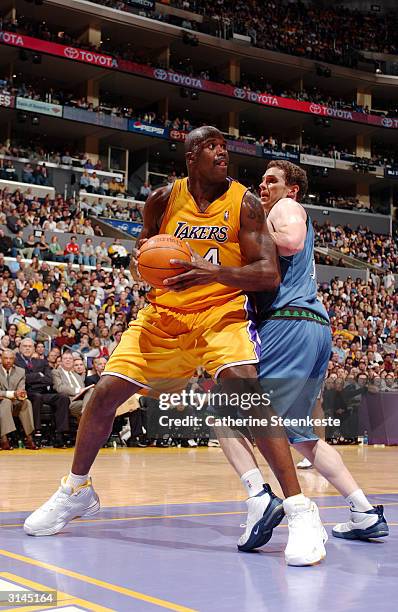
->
xmin=184 ymin=126 xmax=223 ymax=154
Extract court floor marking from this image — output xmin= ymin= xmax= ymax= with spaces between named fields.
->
xmin=0 ymin=551 xmax=198 ymax=612
xmin=0 ymin=572 xmax=114 ymax=612
xmin=1 ymin=501 xmax=397 ymax=529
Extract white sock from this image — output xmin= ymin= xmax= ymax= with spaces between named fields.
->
xmin=285 ymin=493 xmax=308 ymax=506
xmin=66 ymin=472 xmax=90 ymax=489
xmin=241 ymin=468 xmax=265 ymax=497
xmin=346 ymin=489 xmax=373 ymax=514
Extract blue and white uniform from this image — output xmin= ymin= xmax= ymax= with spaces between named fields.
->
xmin=256 ymin=216 xmax=332 ymax=444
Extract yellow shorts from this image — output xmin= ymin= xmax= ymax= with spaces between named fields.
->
xmin=104 ymin=294 xmax=259 ymax=389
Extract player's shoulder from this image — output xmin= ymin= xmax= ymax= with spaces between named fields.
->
xmin=270 ymin=198 xmax=306 ymax=219
xmin=144 ymin=183 xmax=174 ymax=213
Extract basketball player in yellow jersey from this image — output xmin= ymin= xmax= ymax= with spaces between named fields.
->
xmin=24 ymin=127 xmax=324 ymax=565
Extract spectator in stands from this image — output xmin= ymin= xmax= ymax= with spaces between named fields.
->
xmin=52 ymin=350 xmax=86 ymax=419
xmin=11 ymin=230 xmax=25 ymax=257
xmin=85 ymin=356 xmax=107 ymax=386
xmin=73 ymin=356 xmax=87 ymax=379
xmin=15 ymin=338 xmax=70 ymax=448
xmin=79 ymin=238 xmax=96 ymax=266
xmin=108 ymin=238 xmax=130 ymax=268
xmin=88 ymin=172 xmax=101 ymax=194
xmin=22 ymin=164 xmax=34 ymax=184
xmin=138 ymin=182 xmax=152 ymax=201
xmin=64 ymin=235 xmax=80 ymax=264
xmin=0 ymin=349 xmax=36 ymax=450
xmin=48 ymin=236 xmax=64 ymax=262
xmin=36 ymin=314 xmax=59 ymax=343
xmin=4 ymin=160 xmax=18 ymax=181
xmin=80 ymin=170 xmax=90 ymax=190
xmin=95 ymin=240 xmax=112 ymax=266
xmin=0 ymin=230 xmax=12 ymax=255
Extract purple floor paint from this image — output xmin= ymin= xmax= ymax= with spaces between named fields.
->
xmin=0 ymin=495 xmax=396 ymax=612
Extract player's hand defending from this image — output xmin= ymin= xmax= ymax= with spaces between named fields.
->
xmin=164 ymin=245 xmax=219 ymax=291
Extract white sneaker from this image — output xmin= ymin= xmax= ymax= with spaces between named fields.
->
xmin=208 ymin=439 xmax=220 ymax=447
xmin=238 ymin=484 xmax=284 ymax=551
xmin=283 ymin=497 xmax=328 ymax=566
xmin=297 ymin=457 xmax=313 ymax=469
xmin=24 ymin=476 xmax=100 ymax=536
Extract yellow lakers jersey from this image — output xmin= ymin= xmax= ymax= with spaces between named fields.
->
xmin=149 ymin=177 xmax=248 ymax=311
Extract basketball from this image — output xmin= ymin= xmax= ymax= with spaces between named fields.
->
xmin=137 ymin=234 xmax=192 ymax=288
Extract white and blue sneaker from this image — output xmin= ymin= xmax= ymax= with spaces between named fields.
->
xmin=332 ymin=505 xmax=389 ymax=540
xmin=238 ymin=484 xmax=284 ymax=552
xmin=24 ymin=476 xmax=100 ymax=536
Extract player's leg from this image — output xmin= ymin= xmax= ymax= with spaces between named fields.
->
xmin=200 ymin=299 xmax=326 ymax=564
xmin=24 ymin=305 xmax=189 ymax=536
xmin=293 ymin=438 xmax=389 ymax=540
xmin=24 ymin=374 xmax=141 ymax=536
xmin=291 ymin=324 xmax=388 ymax=541
xmin=297 ymin=396 xmax=324 ymax=468
xmin=238 ymin=318 xmax=328 ymax=563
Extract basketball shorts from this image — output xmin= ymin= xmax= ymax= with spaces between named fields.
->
xmin=258 ymin=318 xmax=332 ymax=444
xmin=104 ymin=294 xmax=259 ymax=390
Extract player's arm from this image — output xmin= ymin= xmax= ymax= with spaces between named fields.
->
xmin=267 ymin=198 xmax=307 ymax=256
xmin=129 ymin=184 xmax=172 ymax=280
xmin=165 ymin=192 xmax=280 ymax=291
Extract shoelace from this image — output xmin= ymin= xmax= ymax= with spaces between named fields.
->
xmin=45 ymin=486 xmax=72 ymax=512
xmin=286 ymin=508 xmax=312 ymax=529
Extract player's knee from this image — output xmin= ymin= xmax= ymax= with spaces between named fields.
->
xmin=87 ymin=375 xmax=135 ymax=416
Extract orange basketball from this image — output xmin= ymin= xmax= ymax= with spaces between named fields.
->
xmin=137 ymin=234 xmax=192 ymax=289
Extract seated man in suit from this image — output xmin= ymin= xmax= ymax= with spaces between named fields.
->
xmin=53 ymin=351 xmax=86 ymax=419
xmin=15 ymin=338 xmax=70 ymax=448
xmin=82 ymin=356 xmax=107 ymax=411
xmin=0 ymin=349 xmax=36 ymax=450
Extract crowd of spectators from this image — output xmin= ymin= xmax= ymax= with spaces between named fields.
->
xmin=78 ymin=0 xmax=398 ymax=69
xmin=171 ymin=0 xmax=398 ymax=62
xmin=4 ymin=13 xmax=398 ymax=119
xmin=318 ymin=275 xmax=397 ymax=440
xmin=0 ymin=253 xmax=396 ymax=450
xmin=314 ymin=222 xmax=398 ymax=273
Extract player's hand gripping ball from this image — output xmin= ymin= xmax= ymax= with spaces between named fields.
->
xmin=137 ymin=234 xmax=192 ymax=289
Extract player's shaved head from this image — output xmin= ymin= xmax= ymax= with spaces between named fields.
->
xmin=184 ymin=126 xmax=224 ymax=154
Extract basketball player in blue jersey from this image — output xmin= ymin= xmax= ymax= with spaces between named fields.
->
xmin=217 ymin=160 xmax=388 ymax=556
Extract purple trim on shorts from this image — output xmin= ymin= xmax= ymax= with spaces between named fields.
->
xmin=244 ymin=296 xmax=261 ymax=359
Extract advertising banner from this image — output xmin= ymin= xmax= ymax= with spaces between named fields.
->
xmin=128 ymin=120 xmax=169 ymax=138
xmin=384 ymin=167 xmax=398 ymax=179
xmin=102 ymin=218 xmax=142 ymax=238
xmin=63 ymin=106 xmax=127 ymax=131
xmin=226 ymin=140 xmax=258 ymax=156
xmin=169 ymin=129 xmax=188 ymax=142
xmin=126 ymin=0 xmax=155 ymax=9
xmin=2 ymin=31 xmax=398 ymax=130
xmin=263 ymin=148 xmax=300 ymax=162
xmin=16 ymin=97 xmax=63 ymax=118
xmin=300 ymin=153 xmax=336 ymax=168
xmin=0 ymin=93 xmax=15 ymax=109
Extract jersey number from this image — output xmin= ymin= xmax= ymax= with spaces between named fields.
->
xmin=203 ymin=247 xmax=220 ymax=265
